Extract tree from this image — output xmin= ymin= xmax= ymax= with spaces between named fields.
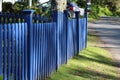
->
xmin=51 ymin=0 xmax=67 ymax=12
xmin=0 ymin=0 xmax=2 ymax=12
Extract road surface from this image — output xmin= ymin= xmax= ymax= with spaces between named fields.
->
xmin=88 ymin=17 xmax=120 ymax=73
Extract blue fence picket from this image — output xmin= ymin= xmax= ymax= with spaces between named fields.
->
xmin=0 ymin=24 xmax=2 ymax=75
xmin=79 ymin=19 xmax=82 ymax=51
xmin=7 ymin=24 xmax=11 ymax=80
xmin=19 ymin=23 xmax=22 ymax=80
xmin=15 ymin=23 xmax=19 ymax=80
xmin=3 ymin=24 xmax=7 ymax=80
xmin=21 ymin=23 xmax=25 ymax=80
xmin=67 ymin=19 xmax=74 ymax=59
xmin=11 ymin=24 xmax=15 ymax=80
xmin=0 ymin=11 xmax=87 ymax=80
xmin=84 ymin=18 xmax=87 ymax=48
xmin=24 ymin=23 xmax=28 ymax=80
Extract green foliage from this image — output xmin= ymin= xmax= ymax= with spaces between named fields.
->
xmin=2 ymin=2 xmax=50 ymax=16
xmin=98 ymin=6 xmax=113 ymax=16
xmin=2 ymin=2 xmax=13 ymax=12
xmin=0 ymin=75 xmax=3 ymax=80
xmin=12 ymin=2 xmax=27 ymax=13
xmin=88 ymin=5 xmax=99 ymax=19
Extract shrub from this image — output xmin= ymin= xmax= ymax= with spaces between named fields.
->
xmin=2 ymin=2 xmax=13 ymax=12
xmin=12 ymin=2 xmax=27 ymax=13
xmin=98 ymin=6 xmax=113 ymax=16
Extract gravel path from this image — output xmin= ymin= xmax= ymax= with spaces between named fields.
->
xmin=88 ymin=17 xmax=120 ymax=74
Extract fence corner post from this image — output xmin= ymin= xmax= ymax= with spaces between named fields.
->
xmin=84 ymin=12 xmax=88 ymax=48
xmin=53 ymin=10 xmax=64 ymax=71
xmin=64 ymin=10 xmax=68 ymax=64
xmin=75 ymin=11 xmax=80 ymax=54
xmin=23 ymin=10 xmax=34 ymax=80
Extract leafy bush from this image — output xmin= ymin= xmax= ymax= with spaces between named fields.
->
xmin=88 ymin=5 xmax=99 ymax=19
xmin=98 ymin=6 xmax=113 ymax=16
xmin=12 ymin=2 xmax=27 ymax=13
xmin=2 ymin=2 xmax=50 ymax=17
xmin=2 ymin=2 xmax=13 ymax=12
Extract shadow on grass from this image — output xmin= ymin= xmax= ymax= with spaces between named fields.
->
xmin=46 ymin=47 xmax=120 ymax=80
xmin=74 ymin=51 xmax=114 ymax=67
xmin=65 ymin=66 xmax=120 ymax=80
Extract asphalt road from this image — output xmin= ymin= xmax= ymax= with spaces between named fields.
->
xmin=88 ymin=17 xmax=120 ymax=72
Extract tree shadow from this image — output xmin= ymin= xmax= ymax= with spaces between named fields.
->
xmin=65 ymin=66 xmax=120 ymax=80
xmin=73 ymin=49 xmax=116 ymax=67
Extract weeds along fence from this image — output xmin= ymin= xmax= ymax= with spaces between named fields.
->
xmin=0 ymin=10 xmax=87 ymax=80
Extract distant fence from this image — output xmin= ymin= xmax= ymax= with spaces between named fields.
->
xmin=0 ymin=10 xmax=87 ymax=80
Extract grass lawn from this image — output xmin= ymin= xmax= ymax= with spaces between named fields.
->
xmin=0 ymin=76 xmax=3 ymax=80
xmin=46 ymin=33 xmax=120 ymax=80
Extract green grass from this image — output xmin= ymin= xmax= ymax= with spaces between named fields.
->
xmin=46 ymin=33 xmax=120 ymax=80
xmin=0 ymin=76 xmax=3 ymax=80
xmin=88 ymin=18 xmax=97 ymax=22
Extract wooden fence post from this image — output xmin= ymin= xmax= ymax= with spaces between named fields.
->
xmin=75 ymin=11 xmax=80 ymax=53
xmin=64 ymin=10 xmax=68 ymax=64
xmin=84 ymin=12 xmax=88 ymax=48
xmin=23 ymin=10 xmax=34 ymax=80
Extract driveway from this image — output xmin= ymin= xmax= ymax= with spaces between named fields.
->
xmin=88 ymin=17 xmax=120 ymax=73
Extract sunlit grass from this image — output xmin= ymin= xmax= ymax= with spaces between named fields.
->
xmin=0 ymin=76 xmax=3 ymax=80
xmin=46 ymin=33 xmax=120 ymax=80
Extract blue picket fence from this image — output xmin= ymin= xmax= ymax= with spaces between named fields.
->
xmin=0 ymin=10 xmax=87 ymax=80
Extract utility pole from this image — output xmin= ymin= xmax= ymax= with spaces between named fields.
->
xmin=0 ymin=0 xmax=2 ymax=12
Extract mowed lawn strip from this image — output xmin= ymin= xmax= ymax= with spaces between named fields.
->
xmin=46 ymin=33 xmax=120 ymax=80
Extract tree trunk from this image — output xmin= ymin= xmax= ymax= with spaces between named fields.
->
xmin=51 ymin=0 xmax=67 ymax=12
xmin=29 ymin=0 xmax=32 ymax=7
xmin=0 ymin=0 xmax=2 ymax=12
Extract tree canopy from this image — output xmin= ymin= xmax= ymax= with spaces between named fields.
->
xmin=71 ymin=0 xmax=120 ymax=18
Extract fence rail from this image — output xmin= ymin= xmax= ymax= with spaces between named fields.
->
xmin=0 ymin=10 xmax=87 ymax=80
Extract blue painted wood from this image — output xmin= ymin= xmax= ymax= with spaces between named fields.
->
xmin=15 ymin=23 xmax=19 ymax=80
xmin=0 ymin=10 xmax=87 ymax=80
xmin=18 ymin=23 xmax=22 ymax=80
xmin=33 ymin=23 xmax=36 ymax=80
xmin=21 ymin=23 xmax=25 ymax=80
xmin=39 ymin=23 xmax=42 ymax=80
xmin=23 ymin=10 xmax=34 ymax=80
xmin=36 ymin=23 xmax=38 ymax=79
xmin=64 ymin=10 xmax=68 ymax=63
xmin=84 ymin=17 xmax=87 ymax=48
xmin=0 ymin=13 xmax=2 ymax=75
xmin=7 ymin=24 xmax=11 ymax=80
xmin=41 ymin=23 xmax=44 ymax=79
xmin=3 ymin=24 xmax=7 ymax=80
xmin=37 ymin=23 xmax=40 ymax=80
xmin=11 ymin=24 xmax=15 ymax=80
xmin=79 ymin=19 xmax=82 ymax=51
xmin=0 ymin=24 xmax=2 ymax=75
xmin=75 ymin=11 xmax=80 ymax=53
xmin=24 ymin=23 xmax=28 ymax=80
